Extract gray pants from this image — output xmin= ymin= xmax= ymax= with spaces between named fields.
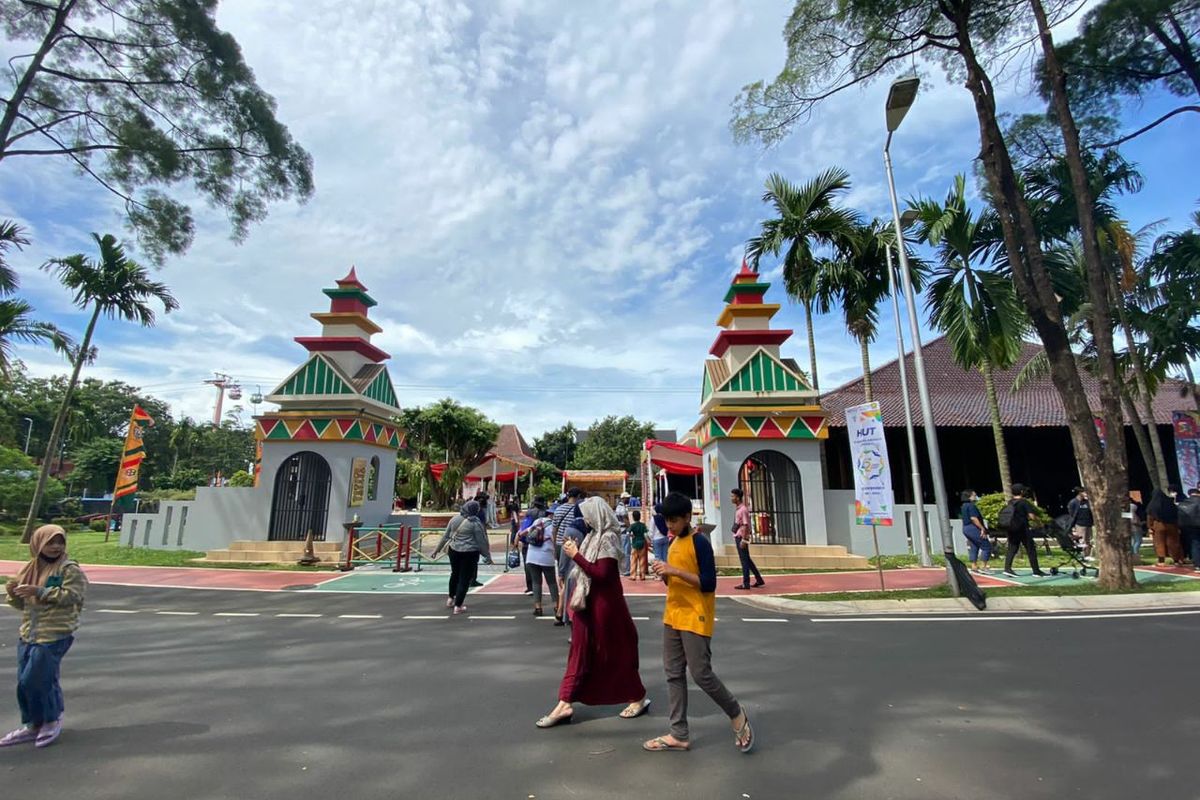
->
xmin=529 ymin=564 xmax=558 ymax=608
xmin=663 ymin=625 xmax=741 ymax=741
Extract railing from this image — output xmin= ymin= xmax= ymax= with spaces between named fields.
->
xmin=339 ymin=524 xmax=415 ymax=572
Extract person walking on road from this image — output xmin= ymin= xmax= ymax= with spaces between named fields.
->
xmin=536 ymin=497 xmax=650 ymax=729
xmin=629 ymin=510 xmax=649 ymax=581
xmin=650 ymin=503 xmax=669 ymax=578
xmin=523 ymin=508 xmax=559 ymax=616
xmin=616 ymin=493 xmax=632 ymax=577
xmin=433 ymin=501 xmax=493 ymax=615
xmin=1130 ymin=492 xmax=1148 ymax=557
xmin=960 ymin=490 xmax=992 ymax=573
xmin=644 ymin=492 xmax=753 ymax=754
xmin=1001 ymin=484 xmax=1046 ymax=578
xmin=1148 ymin=486 xmax=1184 ymax=566
xmin=2 ymin=525 xmax=88 ymax=749
xmin=1176 ymin=487 xmax=1200 ymax=571
xmin=730 ymin=488 xmax=764 ymax=590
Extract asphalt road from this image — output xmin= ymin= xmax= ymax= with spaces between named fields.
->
xmin=1 ymin=585 xmax=1198 ymax=800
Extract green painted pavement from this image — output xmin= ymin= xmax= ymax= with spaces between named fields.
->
xmin=309 ymin=571 xmax=498 ymax=593
xmin=992 ymin=567 xmax=1199 ymax=587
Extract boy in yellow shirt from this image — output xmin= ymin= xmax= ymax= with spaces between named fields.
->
xmin=645 ymin=492 xmax=753 ymax=753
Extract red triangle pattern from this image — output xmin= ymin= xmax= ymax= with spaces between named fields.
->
xmin=292 ymin=420 xmax=319 ymax=440
xmin=337 ymin=418 xmax=357 ymax=435
xmin=258 ymin=419 xmax=280 ymax=438
xmin=364 ymin=424 xmax=378 ymax=443
xmin=802 ymin=415 xmax=825 ymax=436
xmin=715 ymin=416 xmax=737 ymax=433
xmin=758 ymin=418 xmax=786 ymax=438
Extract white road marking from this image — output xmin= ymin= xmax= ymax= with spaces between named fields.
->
xmin=470 ymin=615 xmax=516 ymax=620
xmin=213 ymin=612 xmax=259 ymax=617
xmin=741 ymin=618 xmax=788 ymax=623
xmin=95 ymin=609 xmax=139 ymax=614
xmin=403 ymin=615 xmax=448 ymax=620
xmin=811 ymin=609 xmax=1200 ymax=623
xmin=631 ymin=616 xmax=650 ymax=621
xmin=338 ymin=614 xmax=382 ymax=619
xmin=276 ymin=613 xmax=323 ymax=618
xmin=155 ymin=611 xmax=199 ymax=616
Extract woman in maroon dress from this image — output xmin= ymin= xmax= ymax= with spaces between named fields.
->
xmin=536 ymin=496 xmax=650 ymax=727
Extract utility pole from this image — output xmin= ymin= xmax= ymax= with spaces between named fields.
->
xmin=205 ymin=373 xmax=233 ymax=426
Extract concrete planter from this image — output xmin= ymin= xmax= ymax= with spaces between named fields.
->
xmin=420 ymin=512 xmax=456 ymax=530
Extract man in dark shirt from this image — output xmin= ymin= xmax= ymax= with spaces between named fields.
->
xmin=1003 ymin=483 xmax=1047 ymax=578
xmin=1067 ymin=486 xmax=1095 ymax=560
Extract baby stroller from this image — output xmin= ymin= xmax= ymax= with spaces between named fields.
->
xmin=1044 ymin=519 xmax=1095 ymax=578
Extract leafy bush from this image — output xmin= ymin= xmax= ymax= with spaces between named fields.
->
xmin=155 ymin=468 xmax=207 ymax=491
xmin=57 ymin=498 xmax=84 ymax=519
xmin=227 ymin=470 xmax=254 ymax=487
xmin=533 ymin=477 xmax=561 ymax=504
xmin=0 ymin=445 xmax=64 ymax=520
xmin=50 ymin=517 xmax=77 ymax=527
xmin=976 ymin=492 xmax=1052 ymax=529
xmin=89 ymin=519 xmax=108 ymax=532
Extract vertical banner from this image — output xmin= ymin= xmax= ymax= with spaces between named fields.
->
xmin=845 ymin=402 xmax=895 ymax=526
xmin=348 ymin=457 xmax=368 ymax=507
xmin=708 ymin=452 xmax=719 ymax=510
xmin=112 ymin=405 xmax=155 ymax=513
xmin=1174 ymin=411 xmax=1200 ymax=493
xmin=253 ymin=439 xmax=262 ymax=487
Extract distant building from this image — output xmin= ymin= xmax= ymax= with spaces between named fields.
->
xmin=819 ymin=336 xmax=1194 ymax=514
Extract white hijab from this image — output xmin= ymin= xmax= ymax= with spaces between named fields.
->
xmin=569 ymin=497 xmax=623 ymax=610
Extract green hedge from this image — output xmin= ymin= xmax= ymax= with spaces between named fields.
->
xmin=975 ymin=492 xmax=1053 ymax=528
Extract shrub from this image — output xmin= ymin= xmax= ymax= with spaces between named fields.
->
xmin=50 ymin=517 xmax=77 ymax=528
xmin=89 ymin=519 xmax=108 ymax=532
xmin=227 ymin=470 xmax=254 ymax=488
xmin=976 ymin=492 xmax=1053 ymax=529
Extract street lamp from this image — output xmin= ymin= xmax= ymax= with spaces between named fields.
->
xmin=22 ymin=417 xmax=33 ymax=455
xmin=883 ymin=75 xmax=960 ymax=595
xmin=885 ymin=209 xmax=932 ymax=567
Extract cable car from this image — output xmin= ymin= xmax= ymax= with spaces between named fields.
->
xmin=227 ymin=384 xmax=243 ymax=400
xmin=250 ymin=391 xmax=264 ymax=405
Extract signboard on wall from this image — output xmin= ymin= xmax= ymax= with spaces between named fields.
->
xmin=349 ymin=457 xmax=369 ymax=507
xmin=845 ymin=402 xmax=894 ymax=526
xmin=708 ymin=452 xmax=719 ymax=509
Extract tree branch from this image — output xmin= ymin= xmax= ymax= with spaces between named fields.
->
xmin=1095 ymin=105 xmax=1200 ymax=148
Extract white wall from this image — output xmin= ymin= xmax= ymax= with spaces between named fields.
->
xmin=702 ymin=437 xmax=828 ymax=550
xmin=824 ymin=489 xmax=966 ymax=558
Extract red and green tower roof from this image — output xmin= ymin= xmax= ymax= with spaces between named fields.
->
xmin=295 ymin=266 xmax=390 ymax=363
xmin=709 ymin=261 xmax=793 ymax=358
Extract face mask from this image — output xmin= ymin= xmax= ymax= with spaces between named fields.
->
xmin=38 ymin=552 xmax=59 ymax=563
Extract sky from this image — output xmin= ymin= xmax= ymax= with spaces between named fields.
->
xmin=1 ymin=0 xmax=1197 ymax=441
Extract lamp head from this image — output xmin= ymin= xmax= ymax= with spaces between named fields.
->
xmin=900 ymin=209 xmax=920 ymax=229
xmin=885 ymin=75 xmax=921 ymax=133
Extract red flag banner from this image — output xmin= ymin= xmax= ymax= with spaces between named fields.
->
xmin=113 ymin=405 xmax=154 ymax=506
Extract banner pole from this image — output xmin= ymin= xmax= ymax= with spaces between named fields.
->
xmin=872 ymin=524 xmax=885 ymax=591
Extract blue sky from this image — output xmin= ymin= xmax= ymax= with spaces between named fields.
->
xmin=1 ymin=0 xmax=1197 ymax=439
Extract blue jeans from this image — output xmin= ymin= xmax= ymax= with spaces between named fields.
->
xmin=963 ymin=526 xmax=992 ymax=563
xmin=1132 ymin=526 xmax=1145 ymax=556
xmin=17 ymin=635 xmax=73 ymax=726
xmin=620 ymin=532 xmax=632 ymax=575
xmin=1186 ymin=527 xmax=1200 ymax=566
xmin=652 ymin=538 xmax=669 ymax=564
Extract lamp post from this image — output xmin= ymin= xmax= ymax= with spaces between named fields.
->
xmin=885 ymin=210 xmax=932 ymax=568
xmin=883 ymin=75 xmax=959 ymax=594
xmin=22 ymin=417 xmax=33 ymax=455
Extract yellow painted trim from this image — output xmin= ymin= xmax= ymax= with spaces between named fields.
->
xmin=715 ymin=303 xmax=780 ymax=328
xmin=708 ymin=405 xmax=824 ymax=413
xmin=310 ymin=311 xmax=383 ymax=335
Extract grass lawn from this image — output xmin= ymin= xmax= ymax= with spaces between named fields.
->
xmin=0 ymin=529 xmax=328 ymax=571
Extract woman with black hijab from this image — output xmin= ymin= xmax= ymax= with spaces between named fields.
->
xmin=1147 ymin=486 xmax=1184 ymax=566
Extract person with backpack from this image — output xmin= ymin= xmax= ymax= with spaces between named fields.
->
xmin=522 ymin=507 xmax=559 ymax=616
xmin=998 ymin=484 xmax=1047 ymax=578
xmin=1066 ymin=486 xmax=1095 ymax=559
xmin=1147 ymin=486 xmax=1184 ymax=566
xmin=433 ymin=500 xmax=493 ymax=615
xmin=1176 ymin=487 xmax=1200 ymax=572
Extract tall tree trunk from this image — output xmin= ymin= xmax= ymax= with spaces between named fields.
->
xmin=1110 ymin=272 xmax=1170 ymax=488
xmin=1031 ymin=0 xmax=1133 ymax=589
xmin=0 ymin=0 xmax=76 ymax=159
xmin=805 ymin=300 xmax=819 ymax=393
xmin=949 ymin=3 xmax=1134 ymax=589
xmin=1121 ymin=387 xmax=1161 ymax=491
xmin=859 ymin=337 xmax=872 ymax=402
xmin=981 ymin=359 xmax=1013 ymax=497
xmin=22 ymin=304 xmax=100 ymax=542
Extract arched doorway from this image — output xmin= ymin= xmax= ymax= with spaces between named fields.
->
xmin=269 ymin=451 xmax=332 ymax=541
xmin=739 ymin=450 xmax=805 ymax=544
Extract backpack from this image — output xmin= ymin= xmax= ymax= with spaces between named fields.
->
xmin=995 ymin=500 xmax=1018 ymax=533
xmin=1179 ymin=497 xmax=1200 ymax=529
xmin=526 ymin=519 xmax=547 ymax=547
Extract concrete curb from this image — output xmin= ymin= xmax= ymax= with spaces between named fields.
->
xmin=733 ymin=591 xmax=1200 ymax=616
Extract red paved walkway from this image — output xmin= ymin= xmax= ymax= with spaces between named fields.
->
xmin=0 ymin=560 xmax=1010 ymax=596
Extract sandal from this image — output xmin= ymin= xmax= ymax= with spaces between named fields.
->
xmin=733 ymin=711 xmax=754 ymax=753
xmin=643 ymin=735 xmax=689 ymax=752
xmin=535 ymin=711 xmax=573 ymax=729
xmin=619 ymin=698 xmax=651 ymax=719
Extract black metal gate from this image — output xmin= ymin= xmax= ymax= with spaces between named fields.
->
xmin=739 ymin=450 xmax=805 ymax=544
xmin=269 ymin=451 xmax=332 ymax=541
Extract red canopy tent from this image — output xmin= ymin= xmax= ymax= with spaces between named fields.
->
xmin=643 ymin=439 xmax=702 ymax=475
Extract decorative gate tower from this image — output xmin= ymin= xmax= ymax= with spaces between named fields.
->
xmin=255 ymin=268 xmax=404 ymax=541
xmin=695 ymin=262 xmax=830 ymax=549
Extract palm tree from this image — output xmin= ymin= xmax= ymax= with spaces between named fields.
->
xmin=21 ymin=234 xmax=178 ymax=542
xmin=0 ymin=221 xmax=71 ymax=378
xmin=813 ymin=220 xmax=900 ymax=402
xmin=745 ymin=168 xmax=859 ymax=392
xmin=170 ymin=416 xmax=200 ymax=473
xmin=911 ymin=175 xmax=1027 ymax=497
xmin=1140 ymin=209 xmax=1200 ymax=411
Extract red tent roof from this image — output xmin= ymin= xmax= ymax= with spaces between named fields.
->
xmin=644 ymin=439 xmax=702 ymax=476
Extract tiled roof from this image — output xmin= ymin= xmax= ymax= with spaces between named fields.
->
xmin=823 ymin=336 xmax=1194 ymax=428
xmin=466 ymin=424 xmax=538 ymax=479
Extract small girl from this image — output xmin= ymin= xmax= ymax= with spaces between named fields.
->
xmin=2 ymin=524 xmax=87 ymax=749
